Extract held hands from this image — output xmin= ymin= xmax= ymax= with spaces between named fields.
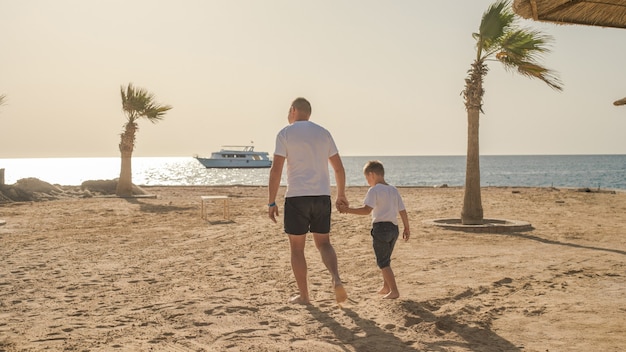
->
xmin=337 ymin=204 xmax=350 ymax=214
xmin=335 ymin=196 xmax=349 ymax=214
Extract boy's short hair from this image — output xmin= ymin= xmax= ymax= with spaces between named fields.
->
xmin=291 ymin=97 xmax=312 ymax=116
xmin=363 ymin=160 xmax=384 ymax=177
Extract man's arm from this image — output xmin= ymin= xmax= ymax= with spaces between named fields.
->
xmin=399 ymin=209 xmax=410 ymax=241
xmin=268 ymin=155 xmax=285 ymax=223
xmin=328 ymin=153 xmax=348 ymax=209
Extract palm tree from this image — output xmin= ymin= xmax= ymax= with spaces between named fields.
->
xmin=116 ymin=83 xmax=172 ymax=197
xmin=460 ymin=0 xmax=562 ymax=224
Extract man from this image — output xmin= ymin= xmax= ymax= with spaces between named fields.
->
xmin=268 ymin=97 xmax=348 ymax=305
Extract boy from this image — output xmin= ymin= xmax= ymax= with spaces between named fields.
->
xmin=339 ymin=160 xmax=410 ymax=299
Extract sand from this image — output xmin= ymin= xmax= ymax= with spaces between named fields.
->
xmin=0 ymin=186 xmax=625 ymax=351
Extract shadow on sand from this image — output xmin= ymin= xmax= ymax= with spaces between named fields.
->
xmin=399 ymin=300 xmax=520 ymax=352
xmin=306 ymin=300 xmax=520 ymax=352
xmin=306 ymin=304 xmax=419 ymax=352
xmin=122 ymin=197 xmax=195 ymax=214
xmin=505 ymin=231 xmax=626 ymax=256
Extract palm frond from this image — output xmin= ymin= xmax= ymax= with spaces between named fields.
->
xmin=478 ymin=0 xmax=515 ymax=56
xmin=120 ymin=83 xmax=172 ymax=123
xmin=145 ymin=104 xmax=173 ymax=123
xmin=472 ymin=1 xmax=563 ymax=92
xmin=494 ymin=29 xmax=562 ymax=91
xmin=497 ymin=29 xmax=552 ymax=63
xmin=515 ymin=62 xmax=563 ymax=91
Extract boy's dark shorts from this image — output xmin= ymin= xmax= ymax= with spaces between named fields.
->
xmin=371 ymin=222 xmax=399 ymax=269
xmin=284 ymin=196 xmax=331 ymax=235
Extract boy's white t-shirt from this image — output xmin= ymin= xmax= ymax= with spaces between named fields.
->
xmin=363 ymin=183 xmax=406 ymax=225
xmin=274 ymin=120 xmax=338 ymax=198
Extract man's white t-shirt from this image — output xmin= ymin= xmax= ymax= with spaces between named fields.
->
xmin=363 ymin=183 xmax=406 ymax=225
xmin=274 ymin=120 xmax=338 ymax=198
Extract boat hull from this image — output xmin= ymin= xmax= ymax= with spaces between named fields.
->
xmin=195 ymin=157 xmax=272 ymax=169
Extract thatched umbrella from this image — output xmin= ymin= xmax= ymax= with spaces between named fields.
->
xmin=614 ymin=97 xmax=626 ymax=106
xmin=513 ymin=0 xmax=626 ymax=29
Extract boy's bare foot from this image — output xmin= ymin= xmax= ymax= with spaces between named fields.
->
xmin=334 ymin=284 xmax=348 ymax=304
xmin=289 ymin=295 xmax=310 ymax=305
xmin=382 ymin=292 xmax=399 ymax=299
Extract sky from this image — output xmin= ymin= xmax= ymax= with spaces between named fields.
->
xmin=1 ymin=0 xmax=625 ymax=158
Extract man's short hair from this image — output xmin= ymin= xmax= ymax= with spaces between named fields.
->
xmin=291 ymin=97 xmax=312 ymax=116
xmin=364 ymin=160 xmax=385 ymax=177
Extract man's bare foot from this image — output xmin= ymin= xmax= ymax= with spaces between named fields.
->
xmin=382 ymin=292 xmax=399 ymax=299
xmin=334 ymin=284 xmax=348 ymax=304
xmin=378 ymin=287 xmax=390 ymax=295
xmin=289 ymin=295 xmax=310 ymax=305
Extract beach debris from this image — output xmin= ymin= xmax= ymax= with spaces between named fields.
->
xmin=0 ymin=177 xmax=149 ymax=203
xmin=576 ymin=187 xmax=616 ymax=194
xmin=81 ymin=179 xmax=147 ymax=196
xmin=15 ymin=177 xmax=63 ymax=194
xmin=0 ymin=178 xmax=66 ymax=202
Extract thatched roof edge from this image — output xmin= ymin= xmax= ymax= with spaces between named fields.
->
xmin=513 ymin=0 xmax=626 ymax=29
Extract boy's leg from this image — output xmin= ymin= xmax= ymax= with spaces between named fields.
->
xmin=313 ymin=233 xmax=347 ymax=304
xmin=378 ymin=280 xmax=391 ymax=295
xmin=371 ymin=222 xmax=400 ymax=298
xmin=288 ymin=234 xmax=310 ymax=304
xmin=381 ymin=266 xmax=399 ymax=299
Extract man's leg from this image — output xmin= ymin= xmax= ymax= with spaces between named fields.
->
xmin=312 ymin=233 xmax=347 ymax=303
xmin=288 ymin=234 xmax=310 ymax=304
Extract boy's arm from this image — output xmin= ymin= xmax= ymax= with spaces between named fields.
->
xmin=341 ymin=204 xmax=372 ymax=216
xmin=399 ymin=209 xmax=410 ymax=241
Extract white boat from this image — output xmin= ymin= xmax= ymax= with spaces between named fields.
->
xmin=194 ymin=146 xmax=272 ymax=168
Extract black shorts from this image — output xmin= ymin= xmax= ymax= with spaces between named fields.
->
xmin=371 ymin=222 xmax=399 ymax=269
xmin=284 ymin=196 xmax=332 ymax=235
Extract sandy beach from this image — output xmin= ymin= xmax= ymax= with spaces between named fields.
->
xmin=1 ymin=185 xmax=625 ymax=351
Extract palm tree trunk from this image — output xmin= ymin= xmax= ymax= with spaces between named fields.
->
xmin=116 ymin=151 xmax=133 ymax=196
xmin=462 ymin=107 xmax=483 ymax=224
xmin=461 ymin=60 xmax=485 ymax=225
xmin=116 ymin=123 xmax=136 ymax=197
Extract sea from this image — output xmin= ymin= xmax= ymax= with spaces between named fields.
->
xmin=0 ymin=155 xmax=625 ymax=190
